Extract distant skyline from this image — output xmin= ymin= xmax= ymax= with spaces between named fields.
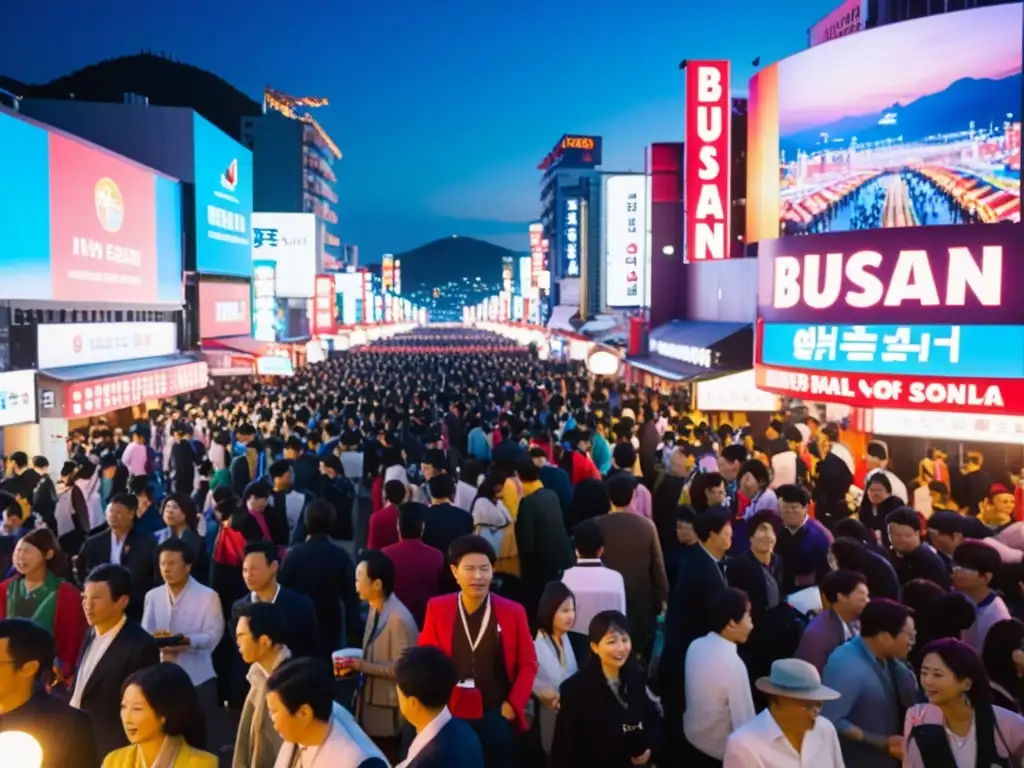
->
xmin=1 ymin=0 xmax=836 ymax=260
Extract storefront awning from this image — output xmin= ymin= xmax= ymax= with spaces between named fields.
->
xmin=39 ymin=354 xmax=201 ymax=382
xmin=547 ymin=305 xmax=579 ymax=334
xmin=627 ymin=354 xmax=733 ymax=382
xmin=201 ymin=336 xmax=269 ymax=357
xmin=645 ymin=320 xmax=754 ymax=372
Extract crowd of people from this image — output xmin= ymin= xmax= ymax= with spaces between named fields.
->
xmin=0 ymin=327 xmax=1023 ymax=768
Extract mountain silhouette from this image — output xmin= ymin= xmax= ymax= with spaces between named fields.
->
xmin=394 ymin=236 xmax=519 ymax=292
xmin=0 ymin=53 xmax=260 ymax=141
xmin=780 ymin=73 xmax=1022 ymax=156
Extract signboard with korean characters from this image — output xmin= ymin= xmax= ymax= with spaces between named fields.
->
xmin=604 ymin=174 xmax=646 ymax=307
xmin=562 ymin=199 xmax=581 ymax=277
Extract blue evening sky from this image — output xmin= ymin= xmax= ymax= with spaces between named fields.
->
xmin=1 ymin=0 xmax=836 ymax=260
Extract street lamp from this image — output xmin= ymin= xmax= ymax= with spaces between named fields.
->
xmin=0 ymin=731 xmax=43 ymax=768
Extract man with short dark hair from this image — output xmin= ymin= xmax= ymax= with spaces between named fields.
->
xmin=886 ymin=506 xmax=950 ymax=589
xmin=954 ymin=540 xmax=1012 ymax=653
xmin=0 ymin=618 xmax=98 ymax=768
xmin=395 ymin=646 xmax=485 ymax=767
xmin=280 ymin=499 xmax=359 ymax=650
xmin=233 ymin=602 xmax=290 ymax=768
xmin=268 ymin=459 xmax=312 ymax=545
xmin=319 ymin=454 xmax=356 ymax=544
xmin=71 ymin=563 xmax=160 ymax=757
xmin=421 ymin=474 xmax=473 ymax=591
xmin=284 ymin=435 xmax=320 ymax=495
xmin=384 ymin=504 xmax=445 ymax=628
xmin=561 ymin=520 xmax=627 ymax=632
xmin=796 ymin=569 xmax=869 ymax=673
xmin=775 ymin=483 xmax=833 ymax=594
xmin=75 ymin=492 xmax=157 ymax=620
xmin=267 ymin=657 xmax=388 ymax=767
xmin=368 ymin=479 xmax=407 ymax=550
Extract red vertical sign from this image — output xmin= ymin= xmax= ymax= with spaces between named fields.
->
xmin=684 ymin=60 xmax=731 ymax=261
xmin=313 ymin=274 xmax=336 ymax=335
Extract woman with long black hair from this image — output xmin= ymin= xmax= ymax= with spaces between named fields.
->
xmin=905 ymin=637 xmax=1024 ymax=767
xmin=551 ymin=610 xmax=659 ymax=768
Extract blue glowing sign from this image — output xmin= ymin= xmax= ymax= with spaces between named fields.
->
xmin=760 ymin=323 xmax=1024 ymax=379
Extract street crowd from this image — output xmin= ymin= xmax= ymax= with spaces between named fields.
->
xmin=1 ymin=327 xmax=1024 ymax=767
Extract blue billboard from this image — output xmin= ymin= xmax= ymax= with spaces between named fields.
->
xmin=192 ymin=114 xmax=253 ymax=278
xmin=760 ymin=323 xmax=1024 ymax=379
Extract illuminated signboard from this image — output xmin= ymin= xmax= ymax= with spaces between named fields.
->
xmin=313 ymin=274 xmax=336 ymax=335
xmin=537 ymin=134 xmax=604 ymax=171
xmin=685 ymin=60 xmax=732 ymax=261
xmin=393 ymin=259 xmax=402 ymax=294
xmin=604 ymin=175 xmax=646 ymax=307
xmin=252 ymin=261 xmax=277 ymax=342
xmin=529 ymin=223 xmax=544 ymax=288
xmin=563 ymin=199 xmax=581 ymax=277
xmin=519 ymin=256 xmax=531 ymax=296
xmin=382 ymin=254 xmax=395 ymax=292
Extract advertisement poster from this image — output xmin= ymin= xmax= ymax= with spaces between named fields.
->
xmin=252 ymin=261 xmax=278 ymax=342
xmin=685 ymin=60 xmax=732 ymax=261
xmin=193 ymin=114 xmax=253 ymax=278
xmin=38 ymin=321 xmax=178 ymax=369
xmin=252 ymin=213 xmax=317 ymax=298
xmin=0 ymin=370 xmax=38 ymax=428
xmin=314 ymin=274 xmax=337 ymax=335
xmin=604 ymin=175 xmax=646 ymax=306
xmin=65 ymin=362 xmax=208 ymax=419
xmin=748 ymin=3 xmax=1022 ymax=242
xmin=198 ymin=279 xmax=252 ymax=338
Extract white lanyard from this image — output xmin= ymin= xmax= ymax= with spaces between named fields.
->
xmin=458 ymin=596 xmax=492 ymax=653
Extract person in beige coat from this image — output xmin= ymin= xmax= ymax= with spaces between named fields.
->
xmin=340 ymin=549 xmax=419 ymax=745
xmin=232 ymin=602 xmax=290 ymax=768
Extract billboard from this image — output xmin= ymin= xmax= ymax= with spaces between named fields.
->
xmin=0 ymin=113 xmax=182 ymax=304
xmin=65 ymin=361 xmax=208 ymax=419
xmin=604 ymin=175 xmax=646 ymax=306
xmin=748 ymin=3 xmax=1023 ymax=242
xmin=314 ymin=274 xmax=337 ymax=335
xmin=193 ymin=114 xmax=253 ymax=278
xmin=529 ymin=223 xmax=544 ymax=287
xmin=756 ymin=226 xmax=1019 ymax=325
xmin=252 ymin=261 xmax=277 ymax=342
xmin=562 ymin=199 xmax=581 ymax=277
xmin=809 ymin=0 xmax=865 ymax=47
xmin=0 ymin=370 xmax=38 ymax=428
xmin=685 ymin=61 xmax=732 ymax=261
xmin=198 ymin=279 xmax=252 ymax=338
xmin=382 ymin=255 xmax=395 ymax=292
xmin=38 ymin=321 xmax=178 ymax=369
xmin=394 ymin=259 xmax=402 ymax=294
xmin=251 ymin=213 xmax=317 ymax=298
xmin=334 ymin=271 xmax=362 ymax=325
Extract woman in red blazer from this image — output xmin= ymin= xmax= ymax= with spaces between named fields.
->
xmin=418 ymin=535 xmax=538 ymax=766
xmin=0 ymin=527 xmax=86 ymax=685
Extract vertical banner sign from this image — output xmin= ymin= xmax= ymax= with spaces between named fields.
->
xmin=604 ymin=175 xmax=647 ymax=307
xmin=529 ymin=223 xmax=544 ymax=288
xmin=382 ymin=255 xmax=395 ymax=292
xmin=313 ymin=274 xmax=336 ymax=335
xmin=252 ymin=261 xmax=278 ymax=342
xmin=684 ymin=60 xmax=731 ymax=261
xmin=393 ymin=259 xmax=402 ymax=295
xmin=563 ymin=199 xmax=581 ymax=277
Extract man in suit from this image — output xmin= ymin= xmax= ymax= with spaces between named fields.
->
xmin=659 ymin=505 xmax=731 ymax=766
xmin=279 ymin=500 xmax=359 ymax=650
xmin=70 ymin=564 xmax=160 ymax=759
xmin=75 ymin=493 xmax=157 ymax=621
xmin=796 ymin=569 xmax=869 ymax=673
xmin=384 ymin=504 xmax=445 ymax=628
xmin=0 ymin=618 xmax=98 ymax=768
xmin=395 ymin=646 xmax=485 ymax=768
xmin=420 ymin=474 xmax=473 ymax=589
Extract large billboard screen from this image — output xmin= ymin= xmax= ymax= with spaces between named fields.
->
xmin=193 ymin=114 xmax=253 ymax=278
xmin=747 ymin=3 xmax=1023 ymax=243
xmin=603 ymin=175 xmax=646 ymax=306
xmin=685 ymin=60 xmax=732 ymax=261
xmin=198 ymin=278 xmax=252 ymax=339
xmin=38 ymin=321 xmax=178 ymax=369
xmin=0 ymin=112 xmax=182 ymax=304
xmin=251 ymin=213 xmax=317 ymax=298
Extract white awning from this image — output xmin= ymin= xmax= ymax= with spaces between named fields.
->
xmin=547 ymin=305 xmax=579 ymax=333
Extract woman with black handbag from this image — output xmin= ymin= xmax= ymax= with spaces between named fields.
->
xmin=905 ymin=638 xmax=1024 ymax=767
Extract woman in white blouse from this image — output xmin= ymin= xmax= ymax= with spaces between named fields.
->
xmin=533 ymin=581 xmax=589 ymax=757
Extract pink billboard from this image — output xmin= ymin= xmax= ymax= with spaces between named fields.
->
xmin=48 ymin=133 xmax=159 ymax=303
xmin=198 ymin=278 xmax=252 ymax=338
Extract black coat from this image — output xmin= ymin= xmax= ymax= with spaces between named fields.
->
xmin=421 ymin=502 xmax=474 ymax=590
xmin=660 ymin=544 xmax=728 ymax=690
xmin=231 ymin=585 xmax=323 ymax=661
xmin=290 ymin=452 xmax=322 ymax=495
xmin=406 ymin=717 xmax=485 ymax=768
xmin=74 ymin=620 xmax=160 ymax=758
xmin=552 ymin=661 xmax=661 ymax=768
xmin=75 ymin=527 xmax=158 ymax=621
xmin=0 ymin=689 xmax=99 ymax=768
xmin=279 ymin=535 xmax=360 ymax=649
xmin=169 ymin=440 xmax=196 ymax=496
xmin=891 ymin=543 xmax=952 ymax=590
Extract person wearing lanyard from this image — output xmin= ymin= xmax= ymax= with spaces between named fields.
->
xmin=418 ymin=534 xmax=538 ymax=768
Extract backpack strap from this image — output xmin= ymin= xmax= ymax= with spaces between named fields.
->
xmin=909 ymin=724 xmax=958 ymax=768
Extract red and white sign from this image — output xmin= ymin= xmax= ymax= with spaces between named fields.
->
xmin=49 ymin=134 xmax=159 ymax=302
xmin=198 ymin=279 xmax=251 ymax=339
xmin=64 ymin=361 xmax=208 ymax=418
xmin=809 ymin=0 xmax=865 ymax=48
xmin=529 ymin=223 xmax=544 ymax=288
xmin=37 ymin=322 xmax=177 ymax=369
xmin=314 ymin=275 xmax=337 ymax=335
xmin=685 ymin=60 xmax=731 ymax=262
xmin=755 ymin=363 xmax=1024 ymax=416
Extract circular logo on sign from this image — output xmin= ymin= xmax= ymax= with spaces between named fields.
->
xmin=73 ymin=335 xmax=83 ymax=354
xmin=94 ymin=177 xmax=125 ymax=233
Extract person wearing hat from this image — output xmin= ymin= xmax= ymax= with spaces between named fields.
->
xmin=723 ymin=657 xmax=843 ymax=767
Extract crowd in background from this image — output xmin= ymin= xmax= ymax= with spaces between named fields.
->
xmin=0 ymin=328 xmax=1023 ymax=767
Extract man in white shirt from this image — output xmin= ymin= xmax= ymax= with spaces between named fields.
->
xmin=142 ymin=537 xmax=225 ymax=715
xmin=395 ymin=646 xmax=484 ymax=767
xmin=561 ymin=520 xmax=626 ymax=634
xmin=723 ymin=658 xmax=844 ymax=768
xmin=685 ymin=588 xmax=756 ymax=764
